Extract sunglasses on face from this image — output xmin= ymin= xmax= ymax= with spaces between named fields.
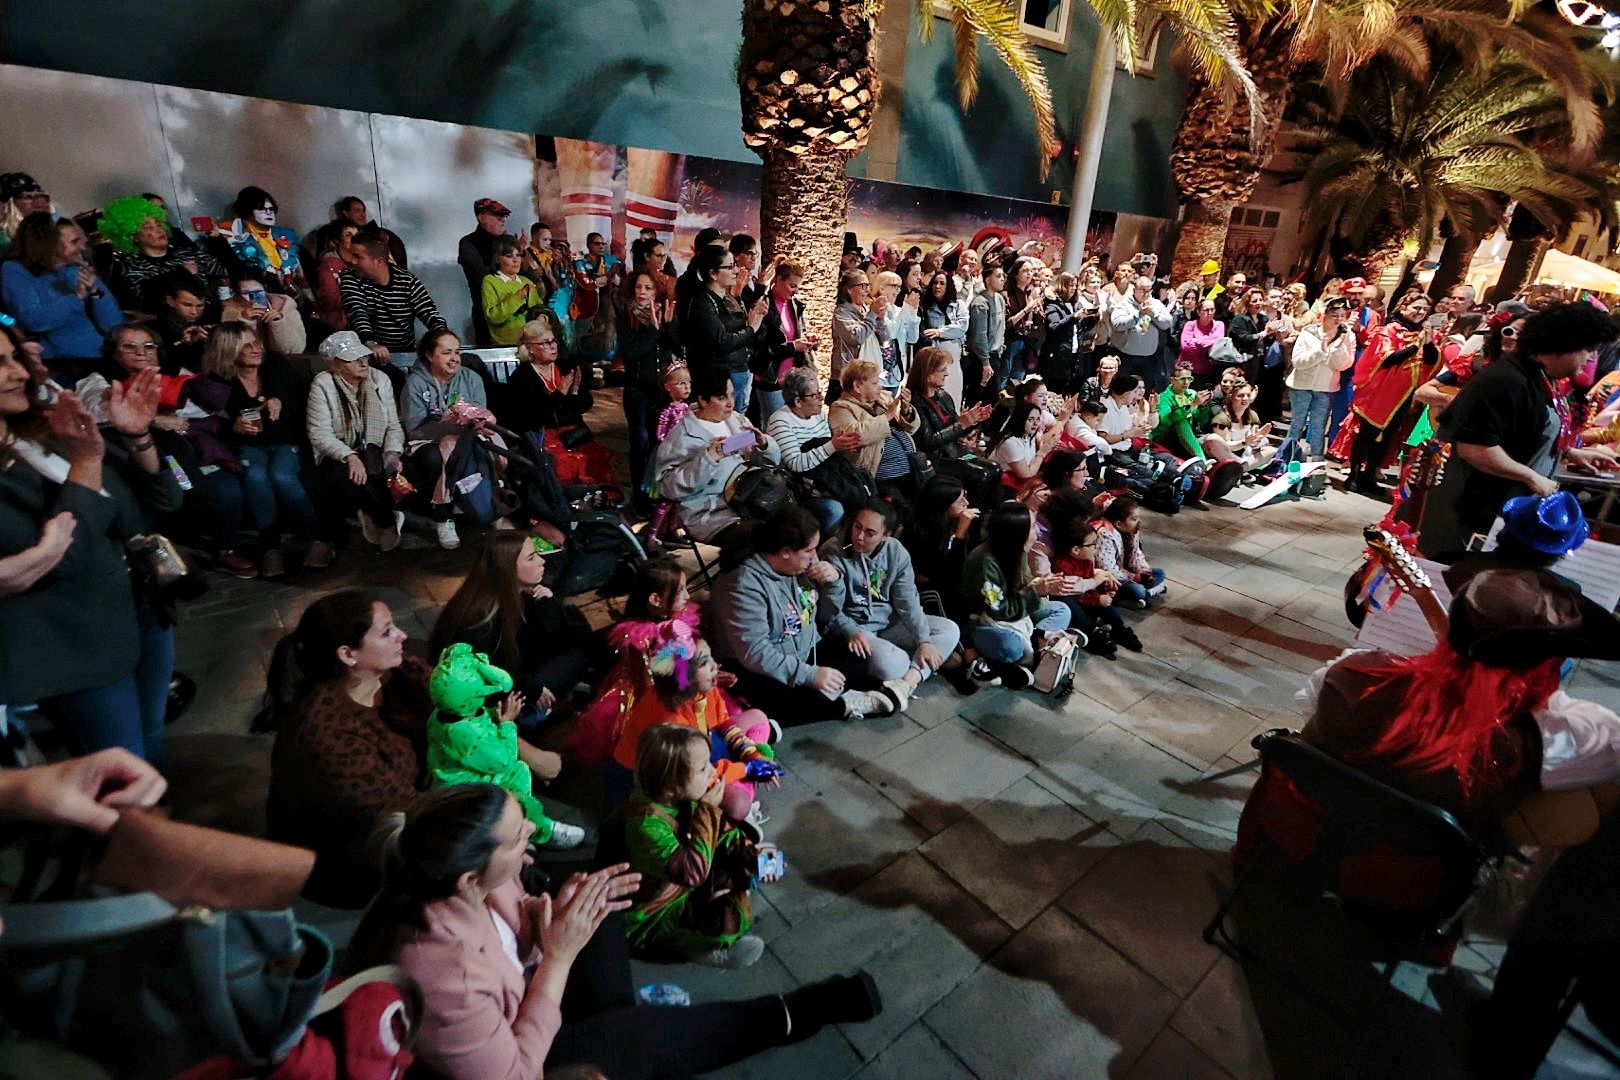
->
xmin=1500 ymin=326 xmax=1519 ymax=339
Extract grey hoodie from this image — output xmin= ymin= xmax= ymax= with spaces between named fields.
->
xmin=399 ymin=359 xmax=488 ymax=440
xmin=817 ymin=536 xmax=928 ymax=643
xmin=709 ymin=554 xmax=821 ymax=688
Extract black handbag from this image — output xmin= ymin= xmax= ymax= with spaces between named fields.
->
xmin=804 ymin=450 xmax=878 ymax=507
xmin=725 ymin=465 xmax=797 ymax=520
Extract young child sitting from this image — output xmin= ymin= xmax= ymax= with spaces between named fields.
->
xmin=1047 ymin=511 xmax=1142 ymax=656
xmin=1094 ymin=493 xmax=1166 ymax=610
xmin=1205 ymin=383 xmax=1277 ymax=473
xmin=624 ymin=723 xmax=770 ymax=969
xmin=608 ymin=627 xmax=781 ymax=821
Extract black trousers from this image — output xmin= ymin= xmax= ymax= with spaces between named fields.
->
xmin=317 ymin=456 xmax=395 ymax=531
xmin=727 ymin=666 xmax=848 ymax=725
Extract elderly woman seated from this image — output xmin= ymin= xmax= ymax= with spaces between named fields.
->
xmin=828 ymin=358 xmax=924 ymax=497
xmin=654 ymin=365 xmax=782 ymax=543
xmin=765 ymin=366 xmax=863 ymax=536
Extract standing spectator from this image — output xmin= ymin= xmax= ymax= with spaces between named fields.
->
xmin=1286 ymin=297 xmax=1356 ymax=459
xmin=481 ymin=236 xmax=546 ymax=346
xmin=458 ymin=197 xmax=515 ymax=346
xmin=708 ymin=506 xmax=898 ymax=722
xmin=1002 ymin=258 xmax=1045 ymax=382
xmin=189 ymin=322 xmax=331 ymax=577
xmin=1214 ymin=270 xmax=1248 ymax=323
xmin=919 ymin=271 xmax=969 ymax=405
xmin=678 ymin=246 xmax=766 ymax=411
xmin=521 ymin=221 xmax=568 ymax=319
xmin=100 ymin=196 xmax=223 ymax=315
xmin=967 ymin=264 xmax=1008 ymax=403
xmin=1 ymin=214 xmax=122 ymax=368
xmin=216 ymin=187 xmax=302 ymax=291
xmin=341 ymin=235 xmax=448 ymax=364
xmin=1177 ymin=297 xmax=1224 ymax=387
xmin=307 ymin=331 xmax=406 ymax=551
xmin=618 ymin=270 xmax=678 ymax=490
xmin=0 ymin=324 xmax=180 ymax=764
xmin=875 ymin=270 xmax=921 ymax=394
xmin=332 ymin=195 xmax=407 ymax=267
xmin=309 ymin=220 xmax=359 ymax=333
xmin=1225 ymin=285 xmax=1271 ymax=385
xmin=571 ymin=231 xmax=624 ymax=365
xmin=1109 ymin=275 xmax=1173 ymax=387
xmin=831 ymin=270 xmax=889 ymax=401
xmin=1041 ymin=271 xmax=1089 ymax=394
xmin=728 ymin=233 xmax=763 ymax=305
xmin=749 ymin=258 xmax=816 ymax=422
xmin=0 ymin=172 xmax=52 ymax=250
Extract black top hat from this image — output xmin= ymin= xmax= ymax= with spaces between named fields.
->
xmin=1446 ymin=568 xmax=1620 ymax=669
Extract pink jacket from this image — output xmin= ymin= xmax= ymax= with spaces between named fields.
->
xmin=391 ymin=880 xmax=563 ymax=1080
xmin=1179 ymin=319 xmax=1226 ymax=376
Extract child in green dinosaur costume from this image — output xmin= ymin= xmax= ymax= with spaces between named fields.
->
xmin=426 ymin=642 xmax=566 ymax=845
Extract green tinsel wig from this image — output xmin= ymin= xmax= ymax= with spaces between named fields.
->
xmin=99 ymin=196 xmax=166 ymax=255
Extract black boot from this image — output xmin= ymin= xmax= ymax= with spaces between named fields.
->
xmin=1115 ymin=625 xmax=1143 ymax=653
xmin=782 ymin=971 xmax=883 ymax=1044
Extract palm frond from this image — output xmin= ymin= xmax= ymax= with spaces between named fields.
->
xmin=1147 ymin=0 xmax=1262 ymax=128
xmin=937 ymin=0 xmax=1058 ymax=180
xmin=950 ymin=11 xmax=981 ymax=109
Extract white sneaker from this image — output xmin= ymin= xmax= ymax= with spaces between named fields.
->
xmin=435 ymin=519 xmax=461 ymax=550
xmin=766 ymin=717 xmax=783 ymax=743
xmin=357 ymin=512 xmax=381 ymax=547
xmin=379 ymin=510 xmax=405 ymax=552
xmin=1146 ymin=580 xmax=1168 ymax=599
xmin=542 ymin=821 xmax=586 ymax=849
xmin=842 ymin=688 xmax=895 ymax=720
xmin=881 ymin=678 xmax=913 ymax=713
xmin=696 ymin=934 xmax=765 ymax=969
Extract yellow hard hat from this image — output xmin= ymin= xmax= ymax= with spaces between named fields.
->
xmin=1199 ymin=259 xmax=1220 ymax=276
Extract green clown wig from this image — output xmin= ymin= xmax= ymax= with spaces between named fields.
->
xmin=99 ymin=196 xmax=166 ymax=255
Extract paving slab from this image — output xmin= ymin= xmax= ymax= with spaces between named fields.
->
xmin=1123 ymin=1028 xmax=1240 ymax=1080
xmin=1032 ymin=722 xmax=1207 ymax=836
xmin=1169 ymin=959 xmax=1276 ymax=1080
xmin=957 ymin=681 xmax=1114 ymax=761
xmin=856 ymin=717 xmax=1035 ymax=835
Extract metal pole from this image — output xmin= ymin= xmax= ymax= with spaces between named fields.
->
xmin=1062 ymin=32 xmax=1118 ymax=273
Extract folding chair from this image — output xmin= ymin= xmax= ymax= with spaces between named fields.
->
xmin=639 ymin=500 xmax=721 ymax=591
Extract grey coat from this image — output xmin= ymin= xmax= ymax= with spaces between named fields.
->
xmin=817 ymin=537 xmax=928 ymax=643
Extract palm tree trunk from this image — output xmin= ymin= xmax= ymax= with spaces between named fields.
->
xmin=759 ymin=147 xmax=852 ymax=381
xmin=1170 ymin=199 xmax=1234 ymax=283
xmin=1427 ymin=229 xmax=1481 ymax=299
xmin=1488 ymin=235 xmax=1551 ymax=304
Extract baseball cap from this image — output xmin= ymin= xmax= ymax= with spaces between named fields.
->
xmin=1340 ymin=277 xmax=1367 ymax=295
xmin=318 ymin=331 xmax=372 ymax=363
xmin=474 ymin=198 xmax=511 ymax=217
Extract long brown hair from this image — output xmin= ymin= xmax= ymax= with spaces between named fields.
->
xmin=430 ymin=531 xmax=536 ymax=671
xmin=0 ymin=323 xmax=50 ymax=465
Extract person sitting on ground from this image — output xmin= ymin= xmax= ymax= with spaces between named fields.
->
xmin=1205 ymin=382 xmax=1277 ymax=473
xmin=340 ymin=234 xmax=448 ymax=365
xmin=187 ymin=321 xmax=330 ymax=578
xmin=1 ymin=213 xmax=123 ymax=368
xmin=902 ymin=475 xmax=980 ymax=594
xmin=100 ymin=195 xmax=224 ymax=315
xmin=259 ymin=591 xmax=432 ymax=907
xmin=608 ymin=631 xmax=777 ymax=823
xmin=400 ymin=328 xmax=491 ymax=551
xmin=1096 ymin=374 xmax=1156 ymax=456
xmin=654 ymin=366 xmax=782 ymax=544
xmin=1152 ymin=360 xmax=1214 ymax=464
xmin=344 ymin=784 xmax=882 ymax=1080
xmin=624 ymin=724 xmax=773 ymax=969
xmin=708 ymin=505 xmax=899 ymax=722
xmin=961 ymin=501 xmax=1074 ymax=688
xmin=818 ymin=498 xmax=968 ymax=705
xmin=1060 ymin=399 xmax=1113 ymax=473
xmin=1093 ymin=494 xmax=1166 ymax=608
xmin=482 ymin=236 xmax=547 ymax=347
xmin=766 ymin=366 xmax=863 ymax=536
xmin=1047 ymin=508 xmax=1139 ymax=657
xmin=306 ymin=331 xmax=407 ymax=552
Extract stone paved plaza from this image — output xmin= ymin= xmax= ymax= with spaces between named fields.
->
xmin=160 ymin=391 xmax=1620 ymax=1079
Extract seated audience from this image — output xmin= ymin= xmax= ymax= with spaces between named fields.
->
xmin=708 ymin=506 xmax=899 ymax=721
xmin=306 ymin=331 xmax=407 ymax=551
xmin=1046 ymin=507 xmax=1140 ymax=657
xmin=0 ymin=171 xmax=52 ymax=250
xmin=187 ymin=322 xmax=329 ymax=577
xmin=1094 ymin=494 xmax=1166 ymax=608
xmin=309 ymin=219 xmax=359 ymax=332
xmin=101 ymin=195 xmax=223 ymax=314
xmin=1 ymin=213 xmax=122 ymax=367
xmin=766 ymin=366 xmax=863 ymax=536
xmin=907 ymin=344 xmax=994 ymax=464
xmin=399 ymin=328 xmax=491 ymax=550
xmin=818 ymin=499 xmax=965 ymax=706
xmin=0 ymin=323 xmax=178 ymax=765
xmin=829 ymin=358 xmax=917 ymax=493
xmin=624 ymin=724 xmax=771 ymax=967
xmin=1079 ymin=353 xmax=1121 ymax=404
xmin=156 ymin=275 xmax=212 ymax=373
xmin=962 ymin=501 xmax=1072 ymax=687
xmin=903 ymin=476 xmax=980 ymax=595
xmin=506 ymin=316 xmax=617 ymax=487
xmin=1204 ymin=383 xmax=1277 ymax=473
xmin=430 ymin=531 xmax=595 ymax=747
xmin=482 ymin=236 xmax=547 ymax=346
xmin=990 ymin=400 xmax=1064 ymax=485
xmin=1152 ymin=361 xmax=1213 ymax=463
xmin=217 ymin=186 xmax=303 ymax=291
xmin=345 ymin=784 xmax=881 ymax=1079
xmin=260 ymin=590 xmax=430 ymax=908
xmin=655 ymin=366 xmax=782 ymax=544
xmin=340 ymin=234 xmax=448 ymax=363
xmin=228 ymin=273 xmax=306 ymax=356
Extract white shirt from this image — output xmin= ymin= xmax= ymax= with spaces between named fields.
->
xmin=991 ymin=435 xmax=1037 ymax=469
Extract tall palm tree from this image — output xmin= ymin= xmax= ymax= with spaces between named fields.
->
xmin=1166 ymin=0 xmax=1601 ymax=283
xmin=738 ymin=0 xmax=1256 ymax=344
xmin=1288 ymin=51 xmax=1599 ymax=283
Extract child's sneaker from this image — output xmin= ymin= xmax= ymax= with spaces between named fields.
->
xmin=880 ymin=678 xmax=913 ymax=713
xmin=696 ymin=934 xmax=765 ymax=969
xmin=1146 ymin=580 xmax=1168 ymax=600
xmin=841 ymin=688 xmax=895 ymax=720
xmin=969 ymin=658 xmax=1001 ymax=686
xmin=542 ymin=821 xmax=587 ymax=849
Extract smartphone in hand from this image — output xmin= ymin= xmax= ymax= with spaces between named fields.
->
xmin=721 ymin=429 xmax=757 ymax=456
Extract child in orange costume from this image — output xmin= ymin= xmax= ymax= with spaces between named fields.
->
xmin=608 ymin=628 xmax=780 ymax=821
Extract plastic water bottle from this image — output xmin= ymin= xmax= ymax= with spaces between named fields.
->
xmin=638 ymin=983 xmax=692 ymax=1007
xmin=1287 ymin=459 xmax=1301 ymax=482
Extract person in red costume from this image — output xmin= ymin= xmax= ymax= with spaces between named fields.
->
xmin=1336 ymin=292 xmax=1441 ymax=495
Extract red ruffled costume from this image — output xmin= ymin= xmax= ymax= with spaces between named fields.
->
xmin=1329 ymin=324 xmax=1446 ymax=466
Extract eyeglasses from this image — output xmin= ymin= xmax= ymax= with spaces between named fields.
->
xmin=718 ymin=263 xmax=736 ymax=271
xmin=529 ymin=338 xmax=559 ymax=347
xmin=117 ymin=341 xmax=159 ymax=352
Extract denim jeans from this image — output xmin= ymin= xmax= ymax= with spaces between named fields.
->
xmin=239 ymin=443 xmax=321 ymax=544
xmin=729 ymin=371 xmax=753 ymax=413
xmin=1327 ymin=377 xmax=1355 ymax=446
xmin=970 ymin=598 xmax=1071 ymax=663
xmin=1286 ymin=389 xmax=1333 ymax=458
xmin=40 ymin=605 xmax=172 ymax=767
xmin=1116 ymin=567 xmax=1166 ymax=605
xmin=754 ymin=388 xmax=784 ymax=423
xmin=196 ymin=468 xmax=247 ymax=551
xmin=804 ymin=496 xmax=845 ymax=538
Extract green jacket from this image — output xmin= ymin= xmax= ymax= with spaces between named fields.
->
xmin=623 ymin=793 xmax=752 ymax=955
xmin=1152 ymin=386 xmax=1210 ymax=461
xmin=962 ymin=545 xmax=1036 ymax=623
xmin=480 ymin=273 xmax=541 ymax=346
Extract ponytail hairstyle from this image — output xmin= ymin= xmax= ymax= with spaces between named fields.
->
xmin=623 ymin=555 xmax=687 ymax=620
xmin=346 ymin=784 xmax=513 ymax=964
xmin=634 ymin=724 xmax=709 ymax=805
xmin=254 ymin=590 xmax=384 ymax=732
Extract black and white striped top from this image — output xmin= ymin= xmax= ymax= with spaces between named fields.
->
xmin=338 ymin=267 xmax=446 ymax=351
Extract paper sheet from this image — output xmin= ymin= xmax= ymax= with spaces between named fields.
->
xmin=1355 ymin=556 xmax=1453 ymax=657
xmin=1482 ymin=519 xmax=1620 ymax=611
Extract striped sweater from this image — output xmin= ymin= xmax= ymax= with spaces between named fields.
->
xmin=339 ymin=267 xmax=446 ymax=351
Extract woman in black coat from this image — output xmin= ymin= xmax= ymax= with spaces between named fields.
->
xmin=616 ymin=270 xmax=678 ymax=488
xmin=905 ymin=346 xmax=994 ymax=462
xmin=677 ymin=245 xmax=766 ymax=411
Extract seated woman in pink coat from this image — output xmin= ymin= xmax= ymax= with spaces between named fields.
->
xmin=345 ymin=784 xmax=881 ymax=1080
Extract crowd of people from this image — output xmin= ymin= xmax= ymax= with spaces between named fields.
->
xmin=3 ymin=165 xmax=1620 ymax=1080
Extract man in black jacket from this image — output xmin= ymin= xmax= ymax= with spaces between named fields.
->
xmin=457 ymin=197 xmax=515 ymax=346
